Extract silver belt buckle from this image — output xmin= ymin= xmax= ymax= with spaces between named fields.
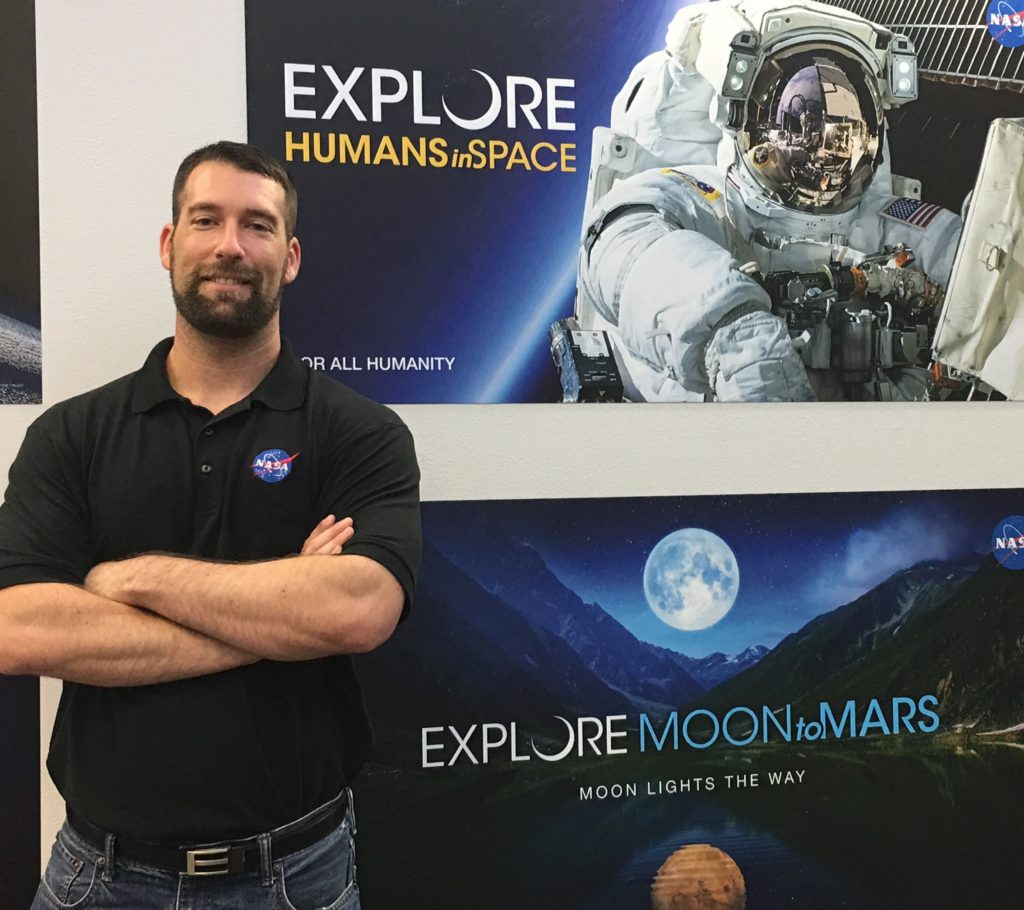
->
xmin=186 ymin=846 xmax=232 ymax=876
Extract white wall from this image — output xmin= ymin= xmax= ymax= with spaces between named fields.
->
xmin=10 ymin=0 xmax=1019 ymax=865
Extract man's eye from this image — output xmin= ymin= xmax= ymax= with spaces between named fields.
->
xmin=193 ymin=217 xmax=215 ymax=227
xmin=249 ymin=222 xmax=273 ymax=233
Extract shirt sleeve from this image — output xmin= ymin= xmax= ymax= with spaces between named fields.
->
xmin=0 ymin=408 xmax=95 ymax=590
xmin=315 ymin=418 xmax=422 ymax=618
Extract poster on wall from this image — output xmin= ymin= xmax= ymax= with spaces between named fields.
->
xmin=0 ymin=0 xmax=42 ymax=403
xmin=0 ymin=676 xmax=40 ymax=909
xmin=245 ymin=0 xmax=1022 ymax=404
xmin=353 ymin=490 xmax=1024 ymax=908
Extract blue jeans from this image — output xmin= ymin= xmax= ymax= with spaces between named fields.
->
xmin=30 ymin=797 xmax=360 ymax=910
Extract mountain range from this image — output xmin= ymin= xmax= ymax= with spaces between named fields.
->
xmin=357 ymin=518 xmax=766 ymax=750
xmin=359 ymin=514 xmax=1023 ymax=761
xmin=702 ymin=553 xmax=1024 ymax=731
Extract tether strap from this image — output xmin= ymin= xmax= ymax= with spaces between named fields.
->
xmin=583 ymin=204 xmax=660 ymax=261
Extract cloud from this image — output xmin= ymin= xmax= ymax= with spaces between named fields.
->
xmin=812 ymin=506 xmax=973 ymax=608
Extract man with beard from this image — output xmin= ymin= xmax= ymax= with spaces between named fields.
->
xmin=0 ymin=141 xmax=421 ymax=909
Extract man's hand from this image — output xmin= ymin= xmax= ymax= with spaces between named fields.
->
xmin=301 ymin=514 xmax=354 ymax=555
xmin=83 ymin=559 xmax=137 ymax=605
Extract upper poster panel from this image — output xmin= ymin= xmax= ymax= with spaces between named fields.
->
xmin=246 ymin=0 xmax=1023 ymax=403
xmin=0 ymin=0 xmax=41 ymax=403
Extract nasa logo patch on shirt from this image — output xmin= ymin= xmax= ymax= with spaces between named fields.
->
xmin=250 ymin=448 xmax=300 ymax=484
xmin=663 ymin=169 xmax=721 ymax=201
xmin=881 ymin=197 xmax=943 ymax=229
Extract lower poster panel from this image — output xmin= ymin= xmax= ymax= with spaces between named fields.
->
xmin=355 ymin=490 xmax=1024 ymax=909
xmin=0 ymin=676 xmax=40 ymax=909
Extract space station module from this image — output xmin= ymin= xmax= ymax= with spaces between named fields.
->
xmin=553 ymin=0 xmax=966 ymax=402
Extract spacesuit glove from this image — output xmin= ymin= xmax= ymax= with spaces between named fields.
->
xmin=706 ymin=309 xmax=815 ymax=402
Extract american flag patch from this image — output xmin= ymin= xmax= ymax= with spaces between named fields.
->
xmin=882 ymin=197 xmax=943 ymax=229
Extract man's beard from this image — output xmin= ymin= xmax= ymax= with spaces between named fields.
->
xmin=171 ymin=262 xmax=282 ymax=340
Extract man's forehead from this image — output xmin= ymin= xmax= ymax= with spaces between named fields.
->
xmin=181 ymin=161 xmax=287 ymax=215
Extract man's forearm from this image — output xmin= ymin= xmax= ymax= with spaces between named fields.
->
xmin=0 ymin=582 xmax=258 ymax=686
xmin=86 ymin=553 xmax=403 ymax=661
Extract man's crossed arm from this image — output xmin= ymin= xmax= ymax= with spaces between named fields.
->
xmin=0 ymin=515 xmax=404 ymax=687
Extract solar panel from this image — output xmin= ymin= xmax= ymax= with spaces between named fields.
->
xmin=824 ymin=0 xmax=1024 ymax=91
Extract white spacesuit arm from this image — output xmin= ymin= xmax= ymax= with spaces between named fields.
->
xmin=704 ymin=307 xmax=815 ymax=402
xmin=583 ymin=201 xmax=814 ymax=401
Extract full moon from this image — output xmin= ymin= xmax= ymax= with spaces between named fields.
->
xmin=643 ymin=529 xmax=739 ymax=631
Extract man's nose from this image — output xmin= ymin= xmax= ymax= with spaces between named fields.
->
xmin=214 ymin=222 xmax=245 ymax=258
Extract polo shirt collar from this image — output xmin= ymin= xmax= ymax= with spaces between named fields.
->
xmin=131 ymin=337 xmax=307 ymax=413
xmin=251 ymin=338 xmax=307 ymax=410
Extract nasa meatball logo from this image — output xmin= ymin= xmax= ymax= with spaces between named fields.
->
xmin=250 ymin=448 xmax=299 ymax=484
xmin=988 ymin=1 xmax=1024 ymax=48
xmin=992 ymin=515 xmax=1024 ymax=570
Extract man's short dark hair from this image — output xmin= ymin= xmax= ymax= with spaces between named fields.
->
xmin=172 ymin=141 xmax=298 ymax=236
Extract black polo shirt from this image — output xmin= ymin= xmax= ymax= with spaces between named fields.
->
xmin=0 ymin=338 xmax=421 ymax=843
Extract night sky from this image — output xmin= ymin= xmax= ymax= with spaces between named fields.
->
xmin=425 ymin=489 xmax=1016 ymax=657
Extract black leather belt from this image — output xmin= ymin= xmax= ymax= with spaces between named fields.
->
xmin=67 ymin=791 xmax=348 ymax=876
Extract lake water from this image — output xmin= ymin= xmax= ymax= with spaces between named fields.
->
xmin=357 ymin=741 xmax=1022 ymax=908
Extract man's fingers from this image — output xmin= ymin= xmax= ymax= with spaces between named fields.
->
xmin=300 ymin=515 xmax=354 ymax=555
xmin=313 ymin=523 xmax=354 ymax=555
xmin=303 ymin=514 xmax=343 ymax=548
xmin=310 ymin=514 xmax=340 ymax=535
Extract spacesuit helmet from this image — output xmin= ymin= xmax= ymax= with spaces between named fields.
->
xmin=738 ymin=44 xmax=883 ymax=213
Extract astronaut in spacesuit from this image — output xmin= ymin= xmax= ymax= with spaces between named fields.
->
xmin=572 ymin=0 xmax=963 ymax=402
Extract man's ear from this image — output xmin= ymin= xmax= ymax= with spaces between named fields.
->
xmin=284 ymin=236 xmax=302 ymax=285
xmin=159 ymin=224 xmax=174 ymax=271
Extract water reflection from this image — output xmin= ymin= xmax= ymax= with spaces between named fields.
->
xmin=358 ymin=740 xmax=1023 ymax=909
